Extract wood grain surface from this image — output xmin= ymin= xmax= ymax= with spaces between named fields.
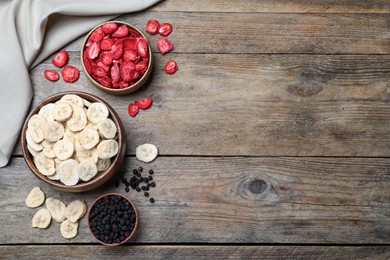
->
xmin=17 ymin=53 xmax=390 ymax=157
xmin=3 ymin=0 xmax=390 ymax=257
xmin=1 ymin=157 xmax=389 ymax=244
xmin=55 ymin=12 xmax=390 ymax=55
xmin=1 ymin=245 xmax=389 ymax=259
xmin=151 ymin=0 xmax=390 ymax=13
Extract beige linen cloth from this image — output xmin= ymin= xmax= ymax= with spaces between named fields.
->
xmin=0 ymin=0 xmax=161 ymax=167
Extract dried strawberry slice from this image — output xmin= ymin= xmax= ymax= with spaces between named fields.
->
xmin=128 ymin=103 xmax=139 ymax=117
xmin=100 ymin=52 xmax=113 ymax=65
xmin=164 ymin=60 xmax=178 ymax=74
xmin=157 ymin=38 xmax=173 ymax=55
xmin=96 ymin=61 xmax=110 ymax=72
xmin=112 ymin=25 xmax=128 ymax=38
xmin=158 ymin=23 xmax=172 ymax=36
xmin=89 ymin=27 xmax=104 ymax=42
xmin=82 ymin=52 xmax=93 ymax=74
xmin=123 ymin=49 xmax=138 ymax=61
xmin=122 ymin=37 xmax=137 ymax=50
xmin=120 ymin=61 xmax=135 ymax=82
xmin=52 ymin=50 xmax=68 ymax=68
xmin=128 ymin=28 xmax=141 ymax=37
xmin=137 ymin=38 xmax=149 ymax=58
xmin=101 ymin=22 xmax=118 ymax=34
xmin=97 ymin=76 xmax=112 ymax=88
xmin=61 ymin=66 xmax=79 ymax=83
xmin=145 ymin=20 xmax=160 ymax=35
xmin=135 ymin=61 xmax=148 ymax=74
xmin=44 ymin=70 xmax=59 ymax=81
xmin=110 ymin=63 xmax=120 ymax=82
xmin=134 ymin=98 xmax=153 ymax=110
xmin=100 ymin=38 xmax=114 ymax=51
xmin=111 ymin=40 xmax=123 ymax=59
xmin=93 ymin=65 xmax=107 ymax=78
xmin=88 ymin=42 xmax=100 ymax=60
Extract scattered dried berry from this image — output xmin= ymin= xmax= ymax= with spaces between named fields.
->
xmin=138 ymin=167 xmax=143 ymax=172
xmin=148 ymin=176 xmax=153 ymax=181
xmin=125 ymin=187 xmax=129 ymax=192
xmin=145 ymin=20 xmax=160 ymax=35
xmin=158 ymin=23 xmax=172 ymax=37
xmin=128 ymin=103 xmax=139 ymax=117
xmin=134 ymin=98 xmax=153 ymax=110
xmin=52 ymin=50 xmax=69 ymax=68
xmin=61 ymin=66 xmax=79 ymax=83
xmin=144 ymin=192 xmax=149 ymax=197
xmin=150 ymin=198 xmax=155 ymax=203
xmin=44 ymin=70 xmax=59 ymax=81
xmin=157 ymin=38 xmax=173 ymax=55
xmin=164 ymin=60 xmax=178 ymax=74
xmin=149 ymin=170 xmax=154 ymax=175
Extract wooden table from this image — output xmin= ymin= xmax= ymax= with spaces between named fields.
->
xmin=1 ymin=0 xmax=390 ymax=258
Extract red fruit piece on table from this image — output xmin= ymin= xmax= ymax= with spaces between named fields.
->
xmin=100 ymin=38 xmax=114 ymax=51
xmin=164 ymin=60 xmax=178 ymax=74
xmin=134 ymin=98 xmax=153 ymax=110
xmin=110 ymin=63 xmax=121 ymax=82
xmin=90 ymin=27 xmax=104 ymax=42
xmin=112 ymin=25 xmax=128 ymax=38
xmin=145 ymin=20 xmax=160 ymax=35
xmin=100 ymin=52 xmax=113 ymax=65
xmin=44 ymin=70 xmax=59 ymax=81
xmin=128 ymin=103 xmax=139 ymax=117
xmin=61 ymin=66 xmax=79 ymax=83
xmin=101 ymin=22 xmax=118 ymax=34
xmin=120 ymin=61 xmax=135 ymax=82
xmin=88 ymin=42 xmax=100 ymax=60
xmin=123 ymin=49 xmax=138 ymax=61
xmin=157 ymin=38 xmax=173 ymax=55
xmin=158 ymin=23 xmax=172 ymax=36
xmin=52 ymin=50 xmax=68 ymax=68
xmin=136 ymin=38 xmax=149 ymax=58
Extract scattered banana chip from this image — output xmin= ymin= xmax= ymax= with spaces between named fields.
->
xmin=26 ymin=187 xmax=45 ymax=208
xmin=26 ymin=94 xmax=119 ymax=186
xmin=60 ymin=219 xmax=79 ymax=239
xmin=45 ymin=198 xmax=66 ymax=223
xmin=26 ymin=188 xmax=87 ymax=240
xmin=32 ymin=208 xmax=52 ymax=229
xmin=64 ymin=200 xmax=87 ymax=223
xmin=136 ymin=143 xmax=158 ymax=163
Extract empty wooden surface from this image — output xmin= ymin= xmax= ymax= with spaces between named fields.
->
xmin=2 ymin=0 xmax=390 ymax=258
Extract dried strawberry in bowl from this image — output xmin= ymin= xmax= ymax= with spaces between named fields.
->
xmin=81 ymin=21 xmax=153 ymax=95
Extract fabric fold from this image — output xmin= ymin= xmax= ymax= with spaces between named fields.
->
xmin=0 ymin=0 xmax=161 ymax=167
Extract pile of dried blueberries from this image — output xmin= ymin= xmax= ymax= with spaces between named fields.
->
xmin=89 ymin=194 xmax=137 ymax=245
xmin=115 ymin=166 xmax=156 ymax=203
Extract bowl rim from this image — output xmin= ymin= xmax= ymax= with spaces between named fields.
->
xmin=21 ymin=91 xmax=126 ymax=192
xmin=87 ymin=192 xmax=139 ymax=246
xmin=80 ymin=20 xmax=153 ymax=94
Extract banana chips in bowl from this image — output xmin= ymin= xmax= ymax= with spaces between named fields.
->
xmin=21 ymin=92 xmax=126 ymax=192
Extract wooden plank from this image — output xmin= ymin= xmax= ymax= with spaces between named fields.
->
xmin=1 ymin=245 xmax=389 ymax=259
xmin=1 ymin=157 xmax=389 ymax=244
xmin=150 ymin=0 xmax=390 ymax=13
xmin=62 ymin=12 xmax=390 ymax=54
xmin=18 ymin=53 xmax=390 ymax=157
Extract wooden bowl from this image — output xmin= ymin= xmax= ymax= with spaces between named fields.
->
xmin=81 ymin=21 xmax=153 ymax=95
xmin=87 ymin=193 xmax=138 ymax=246
xmin=21 ymin=91 xmax=126 ymax=192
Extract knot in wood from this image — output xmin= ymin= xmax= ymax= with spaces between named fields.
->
xmin=249 ymin=179 xmax=267 ymax=194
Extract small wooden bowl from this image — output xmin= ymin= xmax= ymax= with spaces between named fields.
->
xmin=81 ymin=21 xmax=153 ymax=95
xmin=87 ymin=193 xmax=138 ymax=246
xmin=21 ymin=91 xmax=126 ymax=193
